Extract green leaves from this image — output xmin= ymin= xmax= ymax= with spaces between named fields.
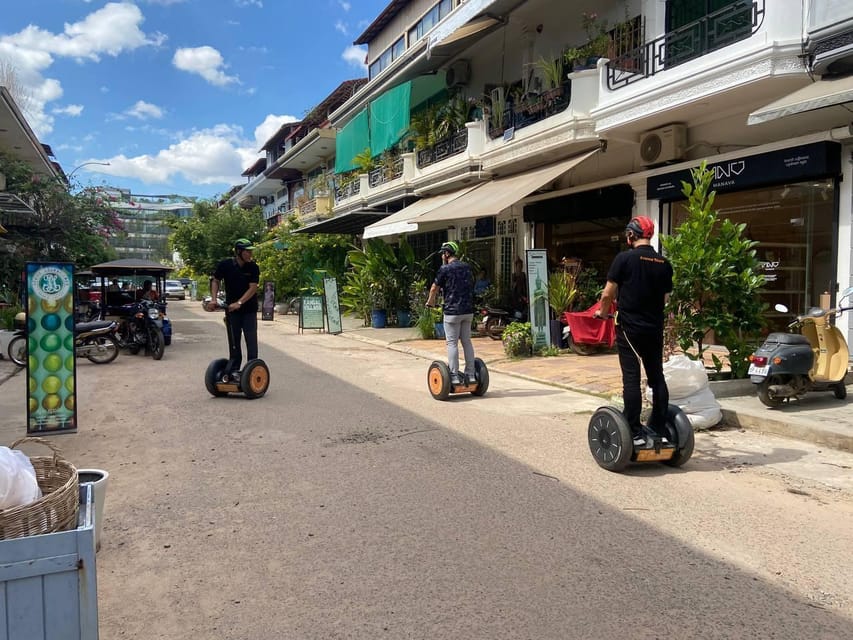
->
xmin=662 ymin=161 xmax=765 ymax=371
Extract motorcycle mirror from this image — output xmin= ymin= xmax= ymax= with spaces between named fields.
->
xmin=774 ymin=303 xmax=789 ymax=313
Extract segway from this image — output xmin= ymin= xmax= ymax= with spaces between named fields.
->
xmin=587 ymin=404 xmax=694 ymax=472
xmin=427 ymin=358 xmax=489 ymax=401
xmin=204 ymin=299 xmax=270 ymax=399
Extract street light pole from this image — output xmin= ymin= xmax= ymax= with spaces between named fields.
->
xmin=66 ymin=161 xmax=111 ymax=180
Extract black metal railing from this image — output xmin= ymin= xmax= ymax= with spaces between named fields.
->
xmin=487 ymin=83 xmax=572 ymax=139
xmin=606 ymin=0 xmax=765 ymax=91
xmin=368 ymin=156 xmax=404 ymax=188
xmin=416 ymin=128 xmax=469 ymax=168
xmin=334 ymin=178 xmax=361 ymax=202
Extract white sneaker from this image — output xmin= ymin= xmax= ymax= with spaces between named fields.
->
xmin=632 ymin=433 xmax=646 ymax=447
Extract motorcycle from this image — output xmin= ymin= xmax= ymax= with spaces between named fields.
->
xmin=7 ymin=312 xmax=120 ymax=366
xmin=114 ymin=299 xmax=166 ymax=360
xmin=748 ymin=286 xmax=853 ymax=407
xmin=482 ymin=305 xmax=527 ymax=341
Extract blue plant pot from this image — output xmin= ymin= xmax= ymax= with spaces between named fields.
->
xmin=371 ymin=309 xmax=387 ymax=328
xmin=397 ymin=310 xmax=411 ymax=327
xmin=434 ymin=322 xmax=446 ymax=339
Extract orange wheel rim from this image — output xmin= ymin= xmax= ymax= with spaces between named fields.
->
xmin=428 ymin=368 xmax=444 ymax=394
xmin=249 ymin=367 xmax=269 ymax=393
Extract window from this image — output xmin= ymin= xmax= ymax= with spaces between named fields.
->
xmin=370 ymin=0 xmax=453 ymax=80
xmin=665 ymin=0 xmax=754 ymax=67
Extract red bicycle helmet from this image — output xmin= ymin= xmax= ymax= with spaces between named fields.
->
xmin=625 ymin=216 xmax=655 ymax=239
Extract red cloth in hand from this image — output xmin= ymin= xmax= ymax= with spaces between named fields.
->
xmin=563 ymin=301 xmax=616 ymax=348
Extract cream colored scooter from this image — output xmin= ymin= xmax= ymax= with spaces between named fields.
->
xmin=748 ymin=287 xmax=853 ymax=407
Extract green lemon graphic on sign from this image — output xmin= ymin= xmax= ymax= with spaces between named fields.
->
xmin=64 ymin=333 xmax=74 ymax=351
xmin=29 ymin=377 xmax=37 ymax=394
xmin=41 ymin=313 xmax=61 ymax=331
xmin=42 ymin=394 xmax=61 ymax=411
xmin=64 ymin=396 xmax=75 ymax=411
xmin=29 ymin=397 xmax=38 ymax=413
xmin=40 ymin=298 xmax=62 ymax=314
xmin=65 ymin=354 xmax=75 ymax=372
xmin=40 ymin=334 xmax=61 ymax=352
xmin=43 ymin=353 xmax=63 ymax=372
xmin=42 ymin=375 xmax=62 ymax=395
xmin=65 ymin=376 xmax=74 ymax=393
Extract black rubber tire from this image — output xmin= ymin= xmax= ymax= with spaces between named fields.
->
xmin=427 ymin=361 xmax=451 ymax=400
xmin=485 ymin=317 xmax=504 ymax=340
xmin=834 ymin=383 xmax=847 ymax=400
xmin=164 ymin=334 xmax=172 ymax=346
xmin=757 ymin=376 xmax=785 ymax=407
xmin=587 ymin=406 xmax=633 ymax=472
xmin=127 ymin=344 xmax=141 ymax=355
xmin=7 ymin=335 xmax=26 ymax=367
xmin=205 ymin=358 xmax=229 ymax=397
xmin=471 ymin=358 xmax=489 ymax=396
xmin=568 ymin=334 xmax=597 ymax=355
xmin=241 ymin=359 xmax=270 ymax=399
xmin=85 ymin=335 xmax=119 ymax=364
xmin=149 ymin=327 xmax=165 ymax=360
xmin=662 ymin=405 xmax=694 ymax=468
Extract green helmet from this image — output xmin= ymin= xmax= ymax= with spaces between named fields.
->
xmin=234 ymin=238 xmax=255 ymax=252
xmin=440 ymin=241 xmax=459 ymax=256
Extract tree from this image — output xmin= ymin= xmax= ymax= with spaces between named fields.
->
xmin=662 ymin=162 xmax=766 ymax=377
xmin=167 ymin=200 xmax=265 ymax=278
xmin=0 ymin=151 xmax=121 ymax=296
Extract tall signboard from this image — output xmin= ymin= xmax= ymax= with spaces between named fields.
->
xmin=261 ymin=281 xmax=275 ymax=321
xmin=525 ymin=250 xmax=550 ymax=351
xmin=26 ymin=262 xmax=77 ymax=434
xmin=323 ymin=277 xmax=342 ymax=335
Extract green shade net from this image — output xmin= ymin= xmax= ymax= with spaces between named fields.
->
xmin=369 ymin=81 xmax=412 ymax=157
xmin=411 ymin=72 xmax=447 ymax=110
xmin=334 ymin=109 xmax=370 ymax=173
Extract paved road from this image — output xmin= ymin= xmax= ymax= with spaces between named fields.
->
xmin=1 ymin=301 xmax=851 ymax=639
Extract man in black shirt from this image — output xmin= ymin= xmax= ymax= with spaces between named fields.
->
xmin=426 ymin=241 xmax=477 ymax=386
xmin=594 ymin=217 xmax=673 ymax=446
xmin=206 ymin=238 xmax=260 ymax=379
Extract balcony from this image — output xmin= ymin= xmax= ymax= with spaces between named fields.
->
xmin=297 ymin=195 xmax=333 ymax=225
xmin=416 ymin=128 xmax=469 ymax=168
xmin=606 ymin=0 xmax=766 ymax=91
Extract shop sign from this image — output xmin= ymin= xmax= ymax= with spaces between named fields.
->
xmin=647 ymin=141 xmax=841 ymax=201
xmin=299 ymin=295 xmax=325 ymax=332
xmin=324 ymin=277 xmax=342 ymax=335
xmin=526 ymin=249 xmax=550 ymax=351
xmin=26 ymin=262 xmax=77 ymax=435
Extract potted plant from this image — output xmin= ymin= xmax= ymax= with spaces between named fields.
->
xmin=486 ymin=87 xmax=507 ymax=138
xmin=502 ymin=321 xmax=533 ymax=357
xmin=565 ymin=11 xmax=612 ymax=71
xmin=535 ymin=54 xmax=566 ymax=100
xmin=548 ymin=270 xmax=579 ymax=347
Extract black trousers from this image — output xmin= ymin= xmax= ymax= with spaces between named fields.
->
xmin=226 ymin=311 xmax=258 ymax=373
xmin=615 ymin=325 xmax=669 ymax=435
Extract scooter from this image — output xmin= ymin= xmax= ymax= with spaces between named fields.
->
xmin=588 ymin=405 xmax=694 ymax=472
xmin=427 ymin=358 xmax=489 ymax=401
xmin=748 ymin=286 xmax=853 ymax=407
xmin=203 ymin=298 xmax=270 ymax=399
xmin=482 ymin=306 xmax=526 ymax=340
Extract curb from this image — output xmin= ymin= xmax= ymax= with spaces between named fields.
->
xmin=720 ymin=408 xmax=853 ymax=453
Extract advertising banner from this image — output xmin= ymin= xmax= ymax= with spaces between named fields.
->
xmin=299 ymin=295 xmax=325 ymax=332
xmin=525 ymin=250 xmax=550 ymax=351
xmin=26 ymin=262 xmax=77 ymax=435
xmin=323 ymin=278 xmax=342 ymax=335
xmin=261 ymin=281 xmax=275 ymax=321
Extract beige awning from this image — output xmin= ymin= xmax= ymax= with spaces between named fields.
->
xmin=362 ymin=184 xmax=482 ymax=239
xmin=748 ymin=74 xmax=853 ymax=125
xmin=416 ymin=149 xmax=599 ymax=224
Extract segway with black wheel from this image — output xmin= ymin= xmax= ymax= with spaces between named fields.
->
xmin=587 ymin=404 xmax=694 ymax=472
xmin=427 ymin=358 xmax=489 ymax=400
xmin=203 ymin=298 xmax=270 ymax=399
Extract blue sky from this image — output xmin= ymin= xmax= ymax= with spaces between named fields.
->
xmin=0 ymin=0 xmax=391 ymax=199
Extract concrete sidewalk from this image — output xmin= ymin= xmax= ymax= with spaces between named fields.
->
xmin=284 ymin=311 xmax=853 ymax=453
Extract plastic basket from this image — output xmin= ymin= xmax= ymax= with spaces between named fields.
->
xmin=0 ymin=437 xmax=79 ymax=540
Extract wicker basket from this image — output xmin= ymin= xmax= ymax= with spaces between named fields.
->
xmin=0 ymin=437 xmax=79 ymax=540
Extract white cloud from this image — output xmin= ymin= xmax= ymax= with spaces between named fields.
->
xmin=338 ymin=1 xmax=351 ymax=11
xmin=52 ymin=104 xmax=84 ymax=117
xmin=0 ymin=2 xmax=165 ymax=136
xmin=334 ymin=21 xmax=348 ymax=36
xmin=342 ymin=45 xmax=367 ymax=70
xmin=89 ymin=115 xmax=299 ymax=187
xmin=235 ymin=0 xmax=263 ymax=7
xmin=144 ymin=0 xmax=188 ymax=5
xmin=125 ymin=100 xmax=164 ymax=120
xmin=173 ymin=46 xmax=239 ymax=87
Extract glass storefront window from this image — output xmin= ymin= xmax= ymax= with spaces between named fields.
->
xmin=668 ymin=179 xmax=836 ymax=332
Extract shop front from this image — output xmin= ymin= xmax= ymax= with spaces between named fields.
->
xmin=648 ymin=141 xmax=842 ymax=333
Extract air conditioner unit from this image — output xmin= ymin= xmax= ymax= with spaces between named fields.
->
xmin=445 ymin=60 xmax=471 ymax=88
xmin=259 ymin=196 xmax=269 ymax=206
xmin=639 ymin=124 xmax=687 ymax=166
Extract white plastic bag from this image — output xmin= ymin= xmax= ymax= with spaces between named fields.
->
xmin=0 ymin=447 xmax=42 ymax=510
xmin=674 ymin=387 xmax=722 ymax=430
xmin=662 ymin=354 xmax=709 ymax=399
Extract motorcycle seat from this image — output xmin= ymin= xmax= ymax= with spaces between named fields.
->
xmin=766 ymin=332 xmax=810 ymax=345
xmin=76 ymin=320 xmax=115 ymax=333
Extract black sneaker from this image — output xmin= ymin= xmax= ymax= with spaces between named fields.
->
xmin=646 ymin=425 xmax=669 ymax=445
xmin=451 ymin=372 xmax=464 ymax=385
xmin=632 ymin=432 xmax=647 ymax=447
xmin=466 ymin=373 xmax=478 ymax=385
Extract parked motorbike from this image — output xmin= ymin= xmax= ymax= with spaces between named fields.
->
xmin=114 ymin=299 xmax=165 ymax=360
xmin=748 ymin=286 xmax=853 ymax=407
xmin=7 ymin=312 xmax=120 ymax=366
xmin=482 ymin=306 xmax=527 ymax=340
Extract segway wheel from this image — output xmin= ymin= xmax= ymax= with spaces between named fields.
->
xmin=588 ymin=406 xmax=633 ymax=472
xmin=471 ymin=358 xmax=489 ymax=396
xmin=241 ymin=359 xmax=270 ymax=399
xmin=428 ymin=361 xmax=451 ymax=401
xmin=205 ymin=358 xmax=229 ymax=397
xmin=662 ymin=404 xmax=694 ymax=468
xmin=834 ymin=382 xmax=847 ymax=400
